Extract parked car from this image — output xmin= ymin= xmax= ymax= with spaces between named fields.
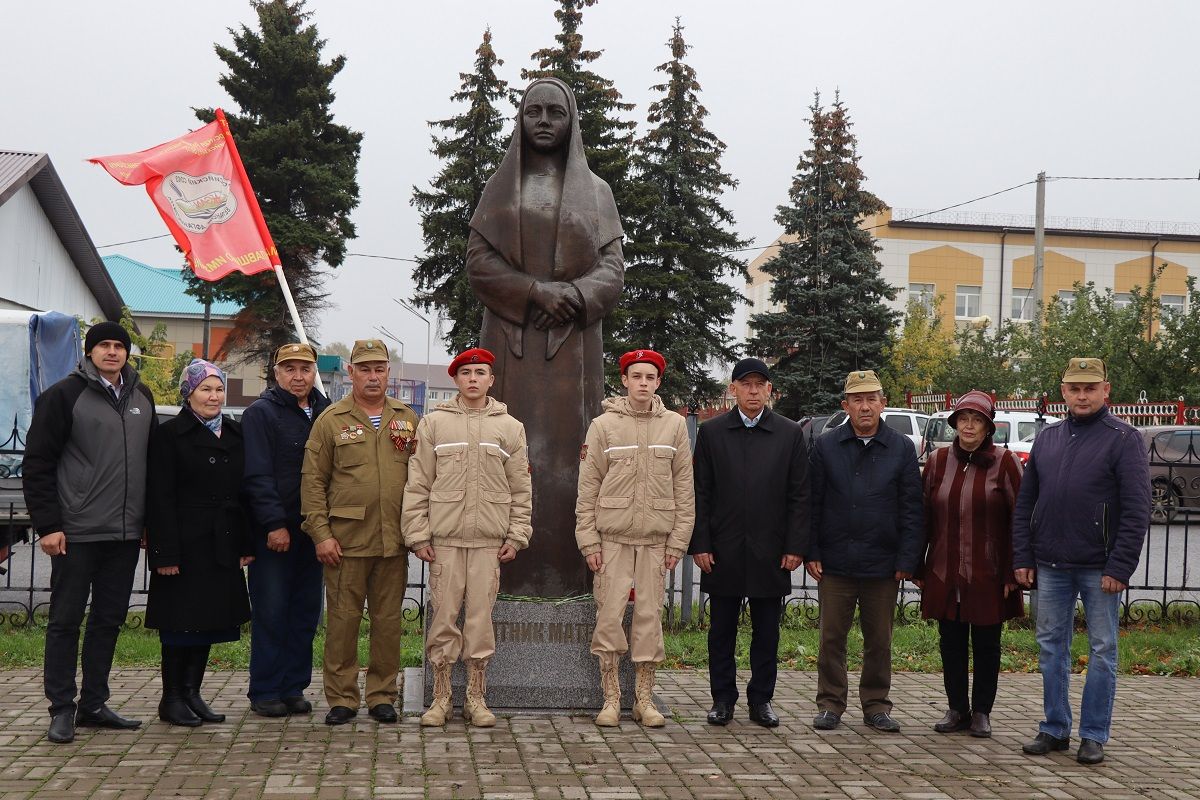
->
xmin=921 ymin=409 xmax=1056 ymax=464
xmin=1142 ymin=425 xmax=1200 ymax=523
xmin=825 ymin=407 xmax=929 ymax=456
xmin=797 ymin=413 xmax=837 ymax=450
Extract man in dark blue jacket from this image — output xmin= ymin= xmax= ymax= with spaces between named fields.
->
xmin=806 ymin=370 xmax=923 ymax=734
xmin=241 ymin=343 xmax=331 ymax=717
xmin=1013 ymin=358 xmax=1149 ymax=765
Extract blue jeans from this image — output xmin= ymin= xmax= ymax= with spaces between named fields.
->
xmin=247 ymin=531 xmax=323 ymax=702
xmin=1035 ymin=566 xmax=1120 ymax=743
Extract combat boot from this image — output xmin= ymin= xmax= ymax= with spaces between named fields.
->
xmin=420 ymin=662 xmax=453 ymax=727
xmin=595 ymin=653 xmax=621 ymax=727
xmin=632 ymin=662 xmax=666 ymax=727
xmin=463 ymin=659 xmax=496 ymax=727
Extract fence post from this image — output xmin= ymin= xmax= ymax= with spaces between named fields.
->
xmin=1177 ymin=399 xmax=1186 ymax=425
xmin=680 ymin=411 xmax=699 ymax=625
xmin=945 ymin=392 xmax=953 ymax=411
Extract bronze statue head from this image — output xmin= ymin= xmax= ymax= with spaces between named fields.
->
xmin=521 ymin=81 xmax=572 ymax=154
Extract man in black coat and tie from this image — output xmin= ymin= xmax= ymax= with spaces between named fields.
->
xmin=688 ymin=358 xmax=809 ymax=727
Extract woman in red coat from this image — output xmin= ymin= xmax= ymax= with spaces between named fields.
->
xmin=918 ymin=391 xmax=1023 ymax=738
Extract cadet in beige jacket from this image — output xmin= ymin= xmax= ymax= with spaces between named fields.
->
xmin=301 ymin=339 xmax=418 ymax=726
xmin=403 ymin=348 xmax=532 ymax=728
xmin=575 ymin=349 xmax=695 ymax=727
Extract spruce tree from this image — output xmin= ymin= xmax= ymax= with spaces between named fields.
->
xmin=410 ymin=29 xmax=514 ymax=353
xmin=523 ymin=0 xmax=636 ymax=200
xmin=192 ymin=0 xmax=362 ymax=369
xmin=747 ymin=92 xmax=897 ymax=418
xmin=618 ymin=21 xmax=748 ymax=408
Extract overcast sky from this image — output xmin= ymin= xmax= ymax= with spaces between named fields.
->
xmin=9 ymin=1 xmax=1200 ymax=363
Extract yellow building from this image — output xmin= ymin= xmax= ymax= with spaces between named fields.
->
xmin=746 ymin=208 xmax=1200 ymax=337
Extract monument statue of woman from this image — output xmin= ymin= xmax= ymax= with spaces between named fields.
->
xmin=467 ymin=78 xmax=625 ymax=597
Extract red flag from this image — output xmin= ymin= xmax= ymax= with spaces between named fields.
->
xmin=89 ymin=109 xmax=280 ymax=282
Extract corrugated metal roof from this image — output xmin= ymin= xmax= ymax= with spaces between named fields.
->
xmin=102 ymin=254 xmax=241 ymax=317
xmin=0 ymin=150 xmax=124 ymax=321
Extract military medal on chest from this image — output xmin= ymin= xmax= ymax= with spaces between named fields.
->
xmin=340 ymin=426 xmax=350 ymax=441
xmin=388 ymin=418 xmax=416 ymax=453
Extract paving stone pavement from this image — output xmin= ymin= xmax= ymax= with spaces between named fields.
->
xmin=1 ymin=668 xmax=1197 ymax=800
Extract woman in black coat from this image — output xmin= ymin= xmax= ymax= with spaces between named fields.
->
xmin=146 ymin=359 xmax=253 ymax=726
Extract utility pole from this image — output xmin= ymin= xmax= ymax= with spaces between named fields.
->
xmin=1033 ymin=171 xmax=1046 ymax=320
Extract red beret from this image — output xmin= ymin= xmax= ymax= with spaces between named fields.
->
xmin=448 ymin=348 xmax=495 ymax=376
xmin=619 ymin=349 xmax=666 ymax=375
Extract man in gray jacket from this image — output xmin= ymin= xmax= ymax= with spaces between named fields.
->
xmin=23 ymin=322 xmax=157 ymax=744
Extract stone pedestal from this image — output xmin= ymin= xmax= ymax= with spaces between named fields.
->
xmin=417 ymin=598 xmax=643 ymax=711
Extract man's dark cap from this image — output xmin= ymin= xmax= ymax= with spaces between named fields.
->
xmin=732 ymin=357 xmax=771 ymax=382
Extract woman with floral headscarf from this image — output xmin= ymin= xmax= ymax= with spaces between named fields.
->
xmin=146 ymin=359 xmax=253 ymax=727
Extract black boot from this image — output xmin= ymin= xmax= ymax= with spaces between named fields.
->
xmin=182 ymin=646 xmax=224 ymax=723
xmin=158 ymin=644 xmax=202 ymax=727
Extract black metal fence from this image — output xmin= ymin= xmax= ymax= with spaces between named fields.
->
xmin=2 ymin=434 xmax=1198 ymax=628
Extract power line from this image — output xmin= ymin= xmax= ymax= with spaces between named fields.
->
xmin=863 ymin=179 xmax=1038 ymax=230
xmin=346 ymin=252 xmax=421 ymax=263
xmin=1048 ymin=174 xmax=1200 ymax=181
xmin=96 ymin=233 xmax=172 ymax=248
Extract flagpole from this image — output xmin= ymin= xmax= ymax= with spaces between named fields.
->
xmin=215 ymin=108 xmax=325 ymax=395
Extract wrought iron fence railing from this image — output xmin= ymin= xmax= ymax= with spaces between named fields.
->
xmin=2 ymin=434 xmax=1198 ymax=628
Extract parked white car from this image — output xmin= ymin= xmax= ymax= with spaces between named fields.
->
xmin=921 ymin=409 xmax=1057 ymax=464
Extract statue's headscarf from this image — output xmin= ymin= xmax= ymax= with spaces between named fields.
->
xmin=469 ymin=77 xmax=624 ymax=287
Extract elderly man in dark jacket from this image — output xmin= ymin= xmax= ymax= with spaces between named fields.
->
xmin=807 ymin=370 xmax=923 ymax=734
xmin=688 ymin=358 xmax=809 ymax=728
xmin=1013 ymin=358 xmax=1150 ymax=766
xmin=242 ymin=343 xmax=331 ymax=717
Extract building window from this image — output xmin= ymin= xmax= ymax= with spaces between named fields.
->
xmin=1161 ymin=294 xmax=1185 ymax=315
xmin=1011 ymin=288 xmax=1034 ymax=321
xmin=1114 ymin=292 xmax=1133 ymax=311
xmin=1057 ymin=290 xmax=1076 ymax=310
xmin=955 ymin=285 xmax=981 ymax=319
xmin=908 ymin=283 xmax=935 ymax=315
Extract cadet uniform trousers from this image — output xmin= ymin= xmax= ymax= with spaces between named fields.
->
xmin=426 ymin=544 xmax=501 ymax=665
xmin=591 ymin=542 xmax=667 ymax=663
xmin=323 ymin=554 xmax=407 ymax=708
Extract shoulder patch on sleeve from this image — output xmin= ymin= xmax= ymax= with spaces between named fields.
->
xmin=580 ymin=443 xmax=588 ymax=461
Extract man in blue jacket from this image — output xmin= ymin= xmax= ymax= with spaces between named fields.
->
xmin=242 ymin=342 xmax=331 ymax=717
xmin=807 ymin=370 xmax=923 ymax=734
xmin=1013 ymin=358 xmax=1150 ymax=765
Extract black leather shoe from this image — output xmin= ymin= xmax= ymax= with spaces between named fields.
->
xmin=969 ymin=712 xmax=992 ymax=738
xmin=283 ymin=696 xmax=313 ymax=715
xmin=158 ymin=698 xmax=202 ymax=727
xmin=325 ymin=705 xmax=357 ymax=725
xmin=48 ymin=712 xmax=75 ymax=743
xmin=1022 ymin=731 xmax=1070 ymax=755
xmin=250 ymin=699 xmax=290 ymax=718
xmin=706 ymin=701 xmax=734 ymax=726
xmin=1076 ymin=738 xmax=1104 ymax=764
xmin=76 ymin=705 xmax=142 ymax=730
xmin=748 ymin=702 xmax=779 ymax=728
xmin=812 ymin=710 xmax=841 ymax=730
xmin=863 ymin=712 xmax=901 ymax=732
xmin=933 ymin=709 xmax=970 ymax=733
xmin=368 ymin=703 xmax=398 ymax=723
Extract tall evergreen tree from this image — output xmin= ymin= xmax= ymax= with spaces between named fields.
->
xmin=192 ymin=0 xmax=361 ymax=370
xmin=523 ymin=0 xmax=636 ymax=200
xmin=410 ymin=29 xmax=514 ymax=353
xmin=747 ymin=93 xmax=897 ymax=417
xmin=617 ymin=21 xmax=748 ymax=408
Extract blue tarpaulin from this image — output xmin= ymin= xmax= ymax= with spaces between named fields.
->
xmin=0 ymin=311 xmax=81 ymax=475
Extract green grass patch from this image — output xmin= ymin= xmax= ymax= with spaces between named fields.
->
xmin=2 ymin=614 xmax=1197 ymax=677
